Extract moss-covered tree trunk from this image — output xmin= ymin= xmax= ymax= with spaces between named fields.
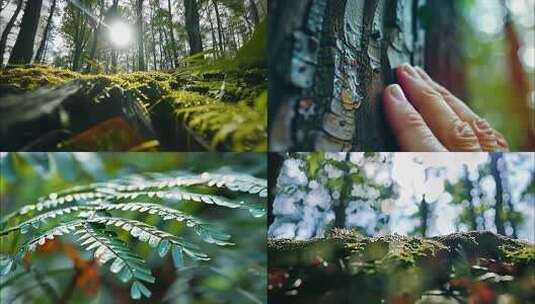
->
xmin=269 ymin=0 xmax=427 ymax=151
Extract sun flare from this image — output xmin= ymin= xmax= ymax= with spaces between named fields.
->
xmin=108 ymin=21 xmax=132 ymax=47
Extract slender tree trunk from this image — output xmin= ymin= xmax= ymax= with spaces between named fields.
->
xmin=86 ymin=0 xmax=105 ymax=72
xmin=136 ymin=0 xmax=146 ymax=70
xmin=463 ymin=166 xmax=478 ymax=230
xmin=166 ymin=0 xmax=179 ymax=67
xmin=248 ymin=0 xmax=260 ymax=26
xmin=149 ymin=4 xmax=157 ymax=69
xmin=208 ymin=9 xmax=218 ymax=57
xmin=8 ymin=0 xmax=42 ymax=64
xmin=269 ymin=0 xmax=427 ymax=151
xmin=418 ymin=196 xmax=429 ymax=237
xmin=212 ymin=0 xmax=224 ymax=54
xmin=158 ymin=26 xmax=165 ymax=69
xmin=0 ymin=0 xmax=23 ymax=67
xmin=184 ymin=0 xmax=203 ymax=55
xmin=34 ymin=0 xmax=57 ymax=63
xmin=333 ymin=154 xmax=352 ymax=229
xmin=490 ymin=153 xmax=506 ymax=235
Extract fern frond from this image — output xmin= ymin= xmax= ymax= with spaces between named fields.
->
xmin=1 ymin=172 xmax=266 ymax=226
xmin=113 ymin=189 xmax=265 ymax=217
xmin=91 ymin=203 xmax=233 ymax=246
xmin=0 ymin=170 xmax=267 ymax=300
xmin=75 ymin=223 xmax=154 ymax=299
xmin=86 ymin=217 xmax=209 ymax=263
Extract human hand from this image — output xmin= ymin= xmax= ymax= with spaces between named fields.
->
xmin=383 ymin=64 xmax=509 ymax=151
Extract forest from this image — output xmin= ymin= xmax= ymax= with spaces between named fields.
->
xmin=268 ymin=152 xmax=534 ymax=303
xmin=0 ymin=152 xmax=267 ymax=303
xmin=0 ymin=0 xmax=267 ymax=151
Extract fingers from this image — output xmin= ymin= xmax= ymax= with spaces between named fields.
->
xmin=413 ymin=67 xmax=503 ymax=151
xmin=383 ymin=84 xmax=447 ymax=151
xmin=396 ymin=64 xmax=482 ymax=151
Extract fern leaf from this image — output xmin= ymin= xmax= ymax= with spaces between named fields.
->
xmin=87 ymin=216 xmax=210 ymax=262
xmin=113 ymin=189 xmax=265 ymax=217
xmin=92 ymin=203 xmax=233 ymax=246
xmin=74 ymin=223 xmax=155 ymax=297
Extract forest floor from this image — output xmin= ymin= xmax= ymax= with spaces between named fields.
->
xmin=268 ymin=229 xmax=535 ymax=304
xmin=0 ymin=61 xmax=267 ymax=151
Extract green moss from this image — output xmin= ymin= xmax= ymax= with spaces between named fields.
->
xmin=0 ymin=65 xmax=80 ymax=91
xmin=504 ymin=245 xmax=535 ymax=264
xmin=1 ymin=62 xmax=266 ymax=151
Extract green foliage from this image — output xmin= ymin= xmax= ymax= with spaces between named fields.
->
xmin=0 ymin=169 xmax=267 ymax=300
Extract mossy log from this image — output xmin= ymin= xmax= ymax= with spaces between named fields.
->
xmin=0 ymin=64 xmax=266 ymax=151
xmin=268 ymin=230 xmax=534 ymax=303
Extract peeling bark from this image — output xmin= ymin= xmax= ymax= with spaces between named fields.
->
xmin=269 ymin=0 xmax=427 ymax=151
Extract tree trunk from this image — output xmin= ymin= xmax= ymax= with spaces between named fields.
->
xmin=184 ymin=0 xmax=203 ymax=56
xmin=8 ymin=0 xmax=42 ymax=65
xmin=463 ymin=166 xmax=478 ymax=230
xmin=85 ymin=0 xmax=105 ymax=73
xmin=248 ymin=0 xmax=260 ymax=26
xmin=149 ymin=3 xmax=157 ymax=69
xmin=136 ymin=0 xmax=146 ymax=71
xmin=0 ymin=0 xmax=23 ymax=67
xmin=212 ymin=0 xmax=225 ymax=54
xmin=166 ymin=0 xmax=179 ymax=67
xmin=34 ymin=0 xmax=57 ymax=63
xmin=490 ymin=152 xmax=506 ymax=235
xmin=269 ymin=0 xmax=427 ymax=151
xmin=208 ymin=9 xmax=218 ymax=57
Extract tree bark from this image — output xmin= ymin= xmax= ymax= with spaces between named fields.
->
xmin=269 ymin=0 xmax=427 ymax=151
xmin=8 ymin=0 xmax=42 ymax=65
xmin=85 ymin=0 xmax=106 ymax=73
xmin=462 ymin=165 xmax=478 ymax=230
xmin=490 ymin=152 xmax=506 ymax=235
xmin=166 ymin=0 xmax=179 ymax=67
xmin=248 ymin=0 xmax=260 ymax=26
xmin=0 ymin=0 xmax=23 ymax=67
xmin=34 ymin=0 xmax=57 ymax=63
xmin=212 ymin=0 xmax=225 ymax=54
xmin=136 ymin=0 xmax=146 ymax=70
xmin=184 ymin=0 xmax=203 ymax=56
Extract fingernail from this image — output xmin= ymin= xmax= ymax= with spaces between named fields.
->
xmin=388 ymin=84 xmax=406 ymax=102
xmin=401 ymin=64 xmax=419 ymax=78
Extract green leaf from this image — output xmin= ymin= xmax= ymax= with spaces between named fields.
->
xmin=158 ymin=240 xmax=171 ymax=257
xmin=0 ymin=259 xmax=14 ymax=276
xmin=131 ymin=281 xmax=151 ymax=299
xmin=171 ymin=246 xmax=184 ymax=269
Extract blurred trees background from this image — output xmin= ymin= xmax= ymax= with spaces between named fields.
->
xmin=0 ymin=152 xmax=267 ymax=304
xmin=269 ymin=152 xmax=534 ymax=242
